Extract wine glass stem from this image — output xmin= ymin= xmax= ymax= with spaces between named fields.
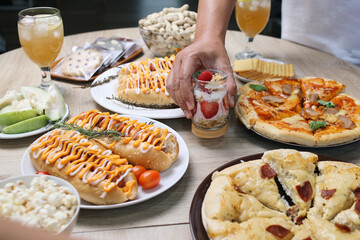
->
xmin=40 ymin=67 xmax=51 ymax=90
xmin=245 ymin=36 xmax=255 ymax=56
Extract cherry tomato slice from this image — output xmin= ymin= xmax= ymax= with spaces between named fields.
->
xmin=138 ymin=170 xmax=161 ymax=189
xmin=36 ymin=171 xmax=50 ymax=175
xmin=132 ymin=165 xmax=146 ymax=180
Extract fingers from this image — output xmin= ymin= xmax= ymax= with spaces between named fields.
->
xmin=166 ymin=55 xmax=193 ymax=119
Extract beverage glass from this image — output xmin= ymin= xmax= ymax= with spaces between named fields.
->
xmin=18 ymin=7 xmax=64 ymax=90
xmin=191 ymin=70 xmax=229 ymax=138
xmin=235 ymin=0 xmax=271 ymax=59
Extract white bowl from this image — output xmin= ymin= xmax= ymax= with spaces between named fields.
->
xmin=0 ymin=175 xmax=80 ymax=235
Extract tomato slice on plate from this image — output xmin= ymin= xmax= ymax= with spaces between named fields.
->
xmin=36 ymin=171 xmax=50 ymax=175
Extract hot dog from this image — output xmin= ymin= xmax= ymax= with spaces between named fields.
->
xmin=67 ymin=110 xmax=179 ymax=172
xmin=30 ymin=129 xmax=138 ymax=205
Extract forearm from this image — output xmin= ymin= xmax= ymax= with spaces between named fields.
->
xmin=195 ymin=0 xmax=236 ymax=43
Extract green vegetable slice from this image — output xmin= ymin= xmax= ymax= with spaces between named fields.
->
xmin=250 ymin=84 xmax=267 ymax=91
xmin=317 ymin=100 xmax=335 ymax=108
xmin=310 ymin=120 xmax=327 ymax=131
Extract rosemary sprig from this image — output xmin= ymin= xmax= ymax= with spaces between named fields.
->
xmin=54 ymin=122 xmax=124 ymax=141
xmin=76 ymin=74 xmax=118 ymax=89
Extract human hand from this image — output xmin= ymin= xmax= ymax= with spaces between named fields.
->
xmin=166 ymin=38 xmax=237 ymax=119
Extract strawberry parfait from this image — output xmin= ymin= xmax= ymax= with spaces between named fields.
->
xmin=191 ymin=69 xmax=229 ymax=138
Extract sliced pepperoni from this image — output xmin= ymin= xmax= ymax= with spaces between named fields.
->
xmin=355 ymin=200 xmax=360 ymax=216
xmin=321 ymin=189 xmax=337 ymax=200
xmin=260 ymin=163 xmax=277 ymax=179
xmin=354 ymin=187 xmax=360 ymax=200
xmin=335 ymin=223 xmax=351 ymax=232
xmin=286 ymin=205 xmax=299 ymax=223
xmin=233 ymin=184 xmax=246 ymax=194
xmin=296 ymin=181 xmax=313 ymax=202
xmin=296 ymin=215 xmax=306 ymax=225
xmin=266 ymin=225 xmax=291 ymax=239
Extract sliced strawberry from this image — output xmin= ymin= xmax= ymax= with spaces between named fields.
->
xmin=198 ymin=71 xmax=212 ymax=81
xmin=200 ymin=101 xmax=219 ymax=119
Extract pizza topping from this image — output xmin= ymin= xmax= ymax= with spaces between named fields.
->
xmin=250 ymin=84 xmax=267 ymax=91
xmin=355 ymin=200 xmax=360 ymax=216
xmin=309 ymin=93 xmax=320 ymax=103
xmin=282 ymin=84 xmax=293 ymax=95
xmin=303 ymin=108 xmax=320 ymax=119
xmin=354 ymin=187 xmax=360 ymax=200
xmin=261 ymin=95 xmax=285 ymax=105
xmin=322 ymin=108 xmax=339 ymax=115
xmin=260 ymin=163 xmax=277 ymax=178
xmin=335 ymin=223 xmax=351 ymax=232
xmin=296 ymin=215 xmax=306 ymax=225
xmin=286 ymin=205 xmax=299 ymax=222
xmin=310 ymin=120 xmax=327 ymax=131
xmin=318 ymin=100 xmax=336 ymax=108
xmin=200 ymin=101 xmax=219 ymax=119
xmin=233 ymin=184 xmax=246 ymax=194
xmin=337 ymin=115 xmax=356 ymax=129
xmin=321 ymin=189 xmax=336 ymax=200
xmin=296 ymin=181 xmax=313 ymax=202
xmin=303 ymin=237 xmax=312 ymax=240
xmin=266 ymin=225 xmax=291 ymax=238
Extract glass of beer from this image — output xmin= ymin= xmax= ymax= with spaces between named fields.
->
xmin=18 ymin=7 xmax=64 ymax=90
xmin=235 ymin=0 xmax=271 ymax=59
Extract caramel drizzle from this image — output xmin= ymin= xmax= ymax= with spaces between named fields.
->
xmin=67 ymin=110 xmax=170 ymax=153
xmin=120 ymin=55 xmax=175 ymax=94
xmin=31 ymin=129 xmax=135 ymax=195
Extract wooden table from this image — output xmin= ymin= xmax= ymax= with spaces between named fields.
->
xmin=0 ymin=27 xmax=360 ymax=240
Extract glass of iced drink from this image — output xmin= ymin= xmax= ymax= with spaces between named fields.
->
xmin=235 ymin=0 xmax=271 ymax=59
xmin=191 ymin=69 xmax=229 ymax=138
xmin=18 ymin=7 xmax=63 ymax=90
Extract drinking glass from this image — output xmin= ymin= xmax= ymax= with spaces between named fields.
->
xmin=18 ymin=7 xmax=64 ymax=90
xmin=235 ymin=0 xmax=271 ymax=59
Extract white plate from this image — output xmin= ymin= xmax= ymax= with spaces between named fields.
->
xmin=90 ymin=66 xmax=185 ymax=119
xmin=0 ymin=104 xmax=70 ymax=139
xmin=233 ymin=58 xmax=290 ymax=83
xmin=21 ymin=114 xmax=189 ymax=210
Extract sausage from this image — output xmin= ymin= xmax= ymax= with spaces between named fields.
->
xmin=309 ymin=93 xmax=319 ymax=103
xmin=296 ymin=181 xmax=313 ymax=202
xmin=260 ymin=163 xmax=277 ymax=179
xmin=261 ymin=95 xmax=285 ymax=105
xmin=266 ymin=225 xmax=291 ymax=239
xmin=337 ymin=115 xmax=356 ymax=129
xmin=321 ymin=189 xmax=336 ymax=200
xmin=282 ymin=84 xmax=292 ymax=95
xmin=322 ymin=108 xmax=339 ymax=115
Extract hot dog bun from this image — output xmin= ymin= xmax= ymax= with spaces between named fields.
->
xmin=30 ymin=129 xmax=138 ymax=205
xmin=68 ymin=110 xmax=179 ymax=172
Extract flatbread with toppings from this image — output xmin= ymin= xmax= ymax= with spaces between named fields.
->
xmin=235 ymin=77 xmax=360 ymax=146
xmin=201 ymin=149 xmax=360 ymax=239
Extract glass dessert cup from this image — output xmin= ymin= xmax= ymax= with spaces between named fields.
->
xmin=191 ymin=69 xmax=229 ymax=138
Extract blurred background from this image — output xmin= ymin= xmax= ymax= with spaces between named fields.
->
xmin=0 ymin=0 xmax=282 ymax=53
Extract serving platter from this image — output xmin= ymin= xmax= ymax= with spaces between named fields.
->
xmin=90 ymin=65 xmax=185 ymax=119
xmin=21 ymin=114 xmax=189 ymax=210
xmin=0 ymin=104 xmax=69 ymax=140
xmin=189 ymin=152 xmax=341 ymax=240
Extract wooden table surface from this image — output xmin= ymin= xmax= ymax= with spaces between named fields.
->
xmin=1 ymin=28 xmax=360 ymax=240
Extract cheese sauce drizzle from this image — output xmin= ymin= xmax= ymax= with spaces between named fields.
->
xmin=120 ymin=55 xmax=175 ymax=95
xmin=30 ymin=129 xmax=135 ymax=197
xmin=68 ymin=110 xmax=173 ymax=154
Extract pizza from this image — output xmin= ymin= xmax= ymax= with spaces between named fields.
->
xmin=202 ymin=149 xmax=360 ymax=240
xmin=235 ymin=77 xmax=360 ymax=146
xmin=116 ymin=55 xmax=178 ymax=109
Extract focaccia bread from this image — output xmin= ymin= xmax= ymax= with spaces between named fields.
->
xmin=202 ymin=149 xmax=360 ymax=239
xmin=236 ymin=77 xmax=360 ymax=146
xmin=30 ymin=129 xmax=138 ymax=205
xmin=116 ymin=55 xmax=177 ymax=108
xmin=67 ymin=109 xmax=179 ymax=172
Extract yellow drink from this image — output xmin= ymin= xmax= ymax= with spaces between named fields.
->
xmin=235 ymin=0 xmax=270 ymax=38
xmin=18 ymin=15 xmax=63 ymax=67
